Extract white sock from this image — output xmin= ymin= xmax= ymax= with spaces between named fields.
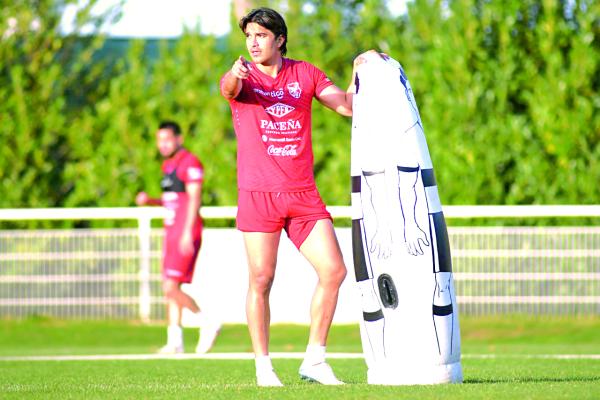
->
xmin=303 ymin=344 xmax=326 ymax=366
xmin=167 ymin=325 xmax=183 ymax=347
xmin=255 ymin=355 xmax=274 ymax=374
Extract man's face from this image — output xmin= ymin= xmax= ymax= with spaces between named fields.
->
xmin=156 ymin=128 xmax=181 ymax=158
xmin=245 ymin=22 xmax=283 ymax=64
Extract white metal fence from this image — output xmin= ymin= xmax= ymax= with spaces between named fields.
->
xmin=0 ymin=206 xmax=599 ymax=322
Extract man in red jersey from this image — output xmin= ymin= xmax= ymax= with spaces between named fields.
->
xmin=220 ymin=7 xmax=381 ymax=386
xmin=136 ymin=121 xmax=220 ymax=354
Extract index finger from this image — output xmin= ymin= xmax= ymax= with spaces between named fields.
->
xmin=239 ymin=55 xmax=250 ymax=67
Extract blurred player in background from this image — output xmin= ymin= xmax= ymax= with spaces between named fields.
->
xmin=136 ymin=120 xmax=221 ymax=354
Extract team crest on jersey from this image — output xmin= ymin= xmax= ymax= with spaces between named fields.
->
xmin=265 ymin=102 xmax=295 ymax=118
xmin=287 ymin=82 xmax=302 ymax=98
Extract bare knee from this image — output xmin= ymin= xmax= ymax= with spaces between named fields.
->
xmin=321 ymin=264 xmax=347 ymax=288
xmin=333 ymin=264 xmax=347 ymax=285
xmin=249 ymin=269 xmax=275 ymax=296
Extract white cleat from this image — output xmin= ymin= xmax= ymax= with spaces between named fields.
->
xmin=157 ymin=344 xmax=184 ymax=354
xmin=195 ymin=322 xmax=222 ymax=354
xmin=299 ymin=362 xmax=344 ymax=385
xmin=256 ymin=369 xmax=284 ymax=387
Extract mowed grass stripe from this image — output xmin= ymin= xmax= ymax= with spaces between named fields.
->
xmin=1 ymin=352 xmax=600 ymax=362
xmin=1 ymin=357 xmax=600 ymax=400
xmin=2 ymin=316 xmax=599 ymax=398
xmin=2 ymin=316 xmax=600 ymax=357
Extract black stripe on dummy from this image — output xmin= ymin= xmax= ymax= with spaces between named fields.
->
xmin=421 ymin=168 xmax=437 ymax=187
xmin=363 ymin=170 xmax=384 ymax=176
xmin=433 ymin=304 xmax=453 ymax=316
xmin=428 ymin=216 xmax=437 ymax=274
xmin=363 ymin=310 xmax=384 ymax=322
xmin=397 ymin=166 xmax=419 ymax=173
xmin=351 ymin=175 xmax=361 ymax=193
xmin=352 ymin=220 xmax=370 ymax=282
xmin=432 ymin=212 xmax=452 ymax=273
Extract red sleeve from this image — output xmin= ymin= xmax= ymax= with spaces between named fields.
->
xmin=309 ymin=62 xmax=334 ymax=97
xmin=177 ymin=154 xmax=204 ymax=184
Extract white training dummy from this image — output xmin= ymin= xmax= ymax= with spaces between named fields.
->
xmin=350 ymin=53 xmax=462 ymax=385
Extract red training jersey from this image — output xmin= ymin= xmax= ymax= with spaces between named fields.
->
xmin=160 ymin=147 xmax=203 ymax=237
xmin=223 ymin=58 xmax=334 ymax=192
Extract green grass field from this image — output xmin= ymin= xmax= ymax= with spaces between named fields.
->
xmin=1 ymin=316 xmax=599 ymax=399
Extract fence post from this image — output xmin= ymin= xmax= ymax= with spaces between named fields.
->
xmin=138 ymin=213 xmax=152 ymax=323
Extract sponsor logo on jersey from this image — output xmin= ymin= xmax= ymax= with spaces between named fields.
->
xmin=253 ymin=87 xmax=284 ymax=99
xmin=287 ymin=82 xmax=302 ymax=98
xmin=267 ymin=137 xmax=302 ymax=142
xmin=260 ymin=119 xmax=302 ymax=132
xmin=161 ymin=192 xmax=178 ymax=202
xmin=267 ymin=144 xmax=298 ymax=157
xmin=187 ymin=167 xmax=203 ymax=180
xmin=265 ymin=102 xmax=295 ymax=118
xmin=159 ymin=200 xmax=177 ymax=226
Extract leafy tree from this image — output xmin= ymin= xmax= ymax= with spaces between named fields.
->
xmin=0 ymin=0 xmax=117 ymax=211
xmin=400 ymin=0 xmax=600 ymax=205
xmin=1 ymin=0 xmax=599 ymax=224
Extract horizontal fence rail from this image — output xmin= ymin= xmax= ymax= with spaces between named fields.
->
xmin=2 ymin=204 xmax=600 ymax=220
xmin=0 ymin=206 xmax=599 ymax=321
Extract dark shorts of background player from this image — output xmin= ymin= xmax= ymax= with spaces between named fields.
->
xmin=236 ymin=189 xmax=332 ymax=249
xmin=162 ymin=232 xmax=202 ymax=284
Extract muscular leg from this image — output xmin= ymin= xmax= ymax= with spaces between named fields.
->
xmin=299 ymin=219 xmax=348 ymax=346
xmin=167 ymin=298 xmax=182 ymax=326
xmin=160 ymin=279 xmax=201 ymax=353
xmin=243 ymin=231 xmax=281 ymax=356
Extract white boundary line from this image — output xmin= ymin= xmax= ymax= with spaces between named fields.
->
xmin=1 ymin=352 xmax=599 ymax=362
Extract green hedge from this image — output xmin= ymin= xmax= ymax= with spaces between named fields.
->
xmin=1 ymin=0 xmax=599 ymax=216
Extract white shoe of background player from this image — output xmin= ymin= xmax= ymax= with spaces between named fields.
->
xmin=157 ymin=344 xmax=184 ymax=354
xmin=299 ymin=362 xmax=344 ymax=385
xmin=195 ymin=322 xmax=222 ymax=354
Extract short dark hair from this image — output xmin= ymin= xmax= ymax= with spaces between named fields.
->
xmin=158 ymin=120 xmax=181 ymax=136
xmin=239 ymin=7 xmax=288 ymax=56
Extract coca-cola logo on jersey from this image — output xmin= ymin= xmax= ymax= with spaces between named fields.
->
xmin=268 ymin=144 xmax=298 ymax=157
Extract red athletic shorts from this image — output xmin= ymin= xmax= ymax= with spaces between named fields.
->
xmin=162 ymin=230 xmax=202 ymax=284
xmin=237 ymin=189 xmax=332 ymax=249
